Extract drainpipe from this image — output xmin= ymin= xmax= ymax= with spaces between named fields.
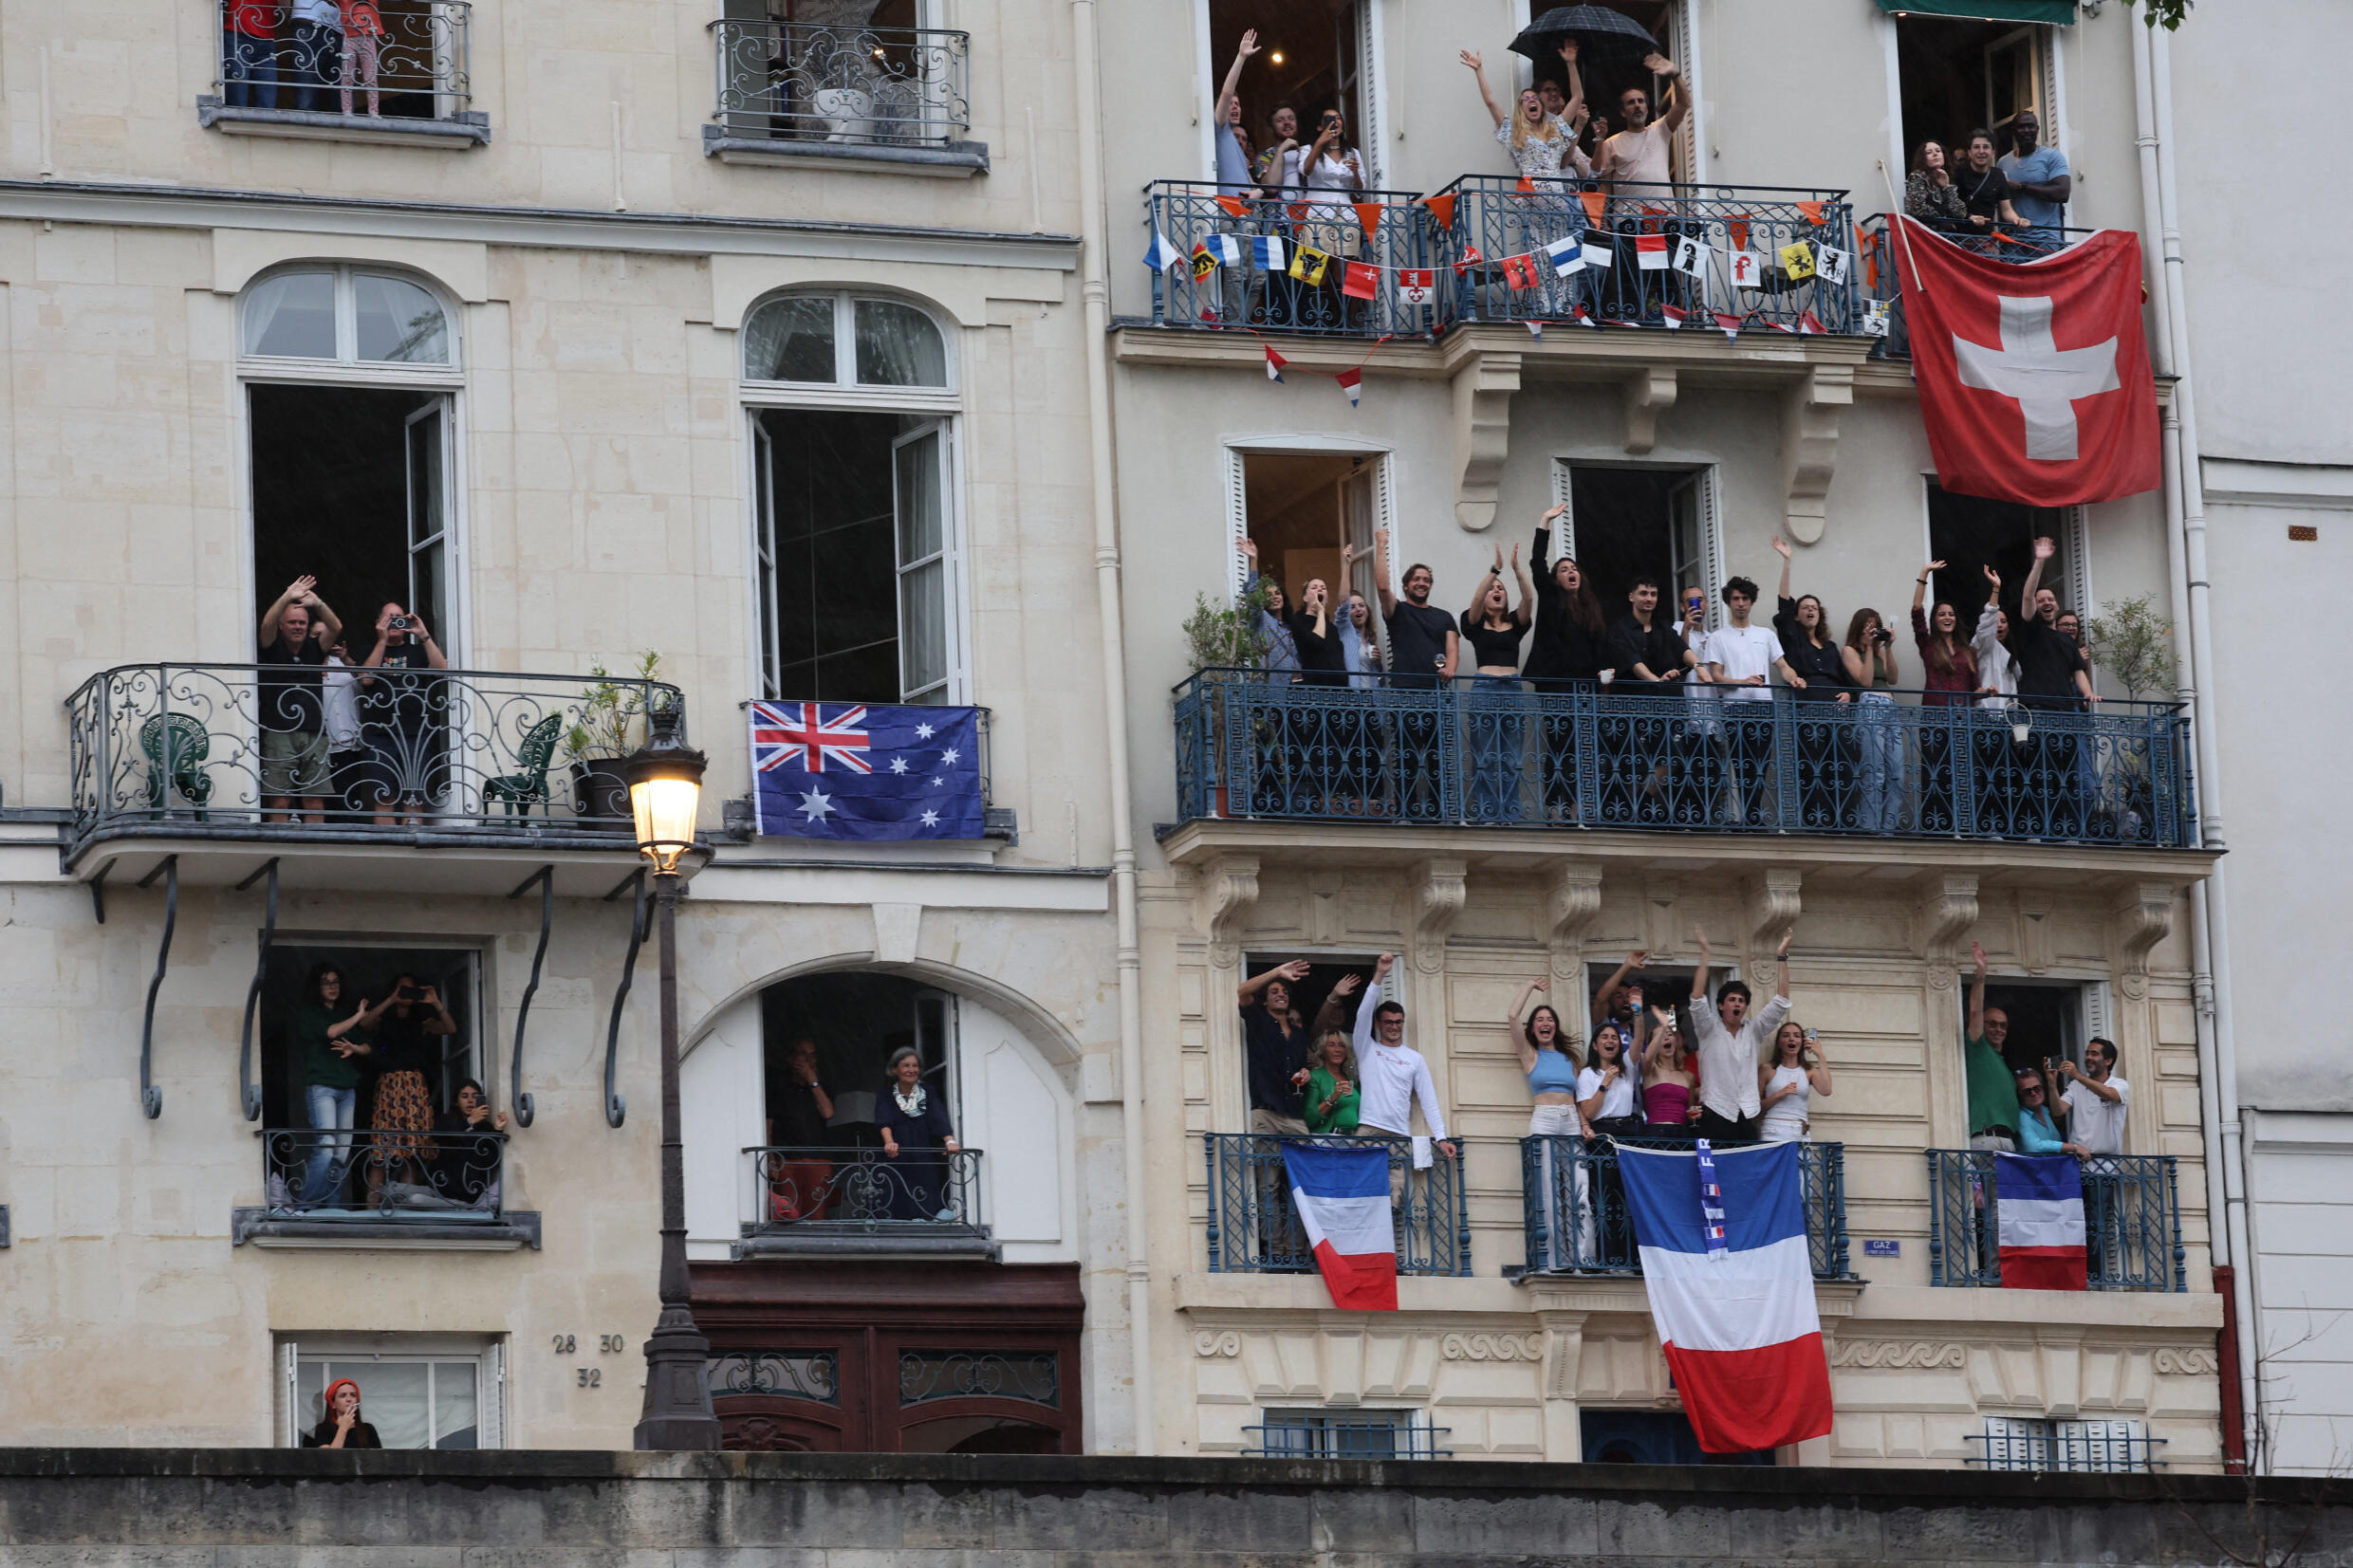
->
xmin=1070 ymin=0 xmax=1154 ymax=1456
xmin=2139 ymin=18 xmax=2259 ymax=1461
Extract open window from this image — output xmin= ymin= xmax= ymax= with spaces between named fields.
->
xmin=1893 ymin=9 xmax=2061 ymax=165
xmin=1922 ymin=480 xmax=2089 ymax=623
xmin=280 ymin=1334 xmax=504 ymax=1448
xmin=1552 ymin=462 xmax=1721 ymax=631
xmin=1203 ymin=0 xmax=1385 ymax=185
xmin=1231 ymin=451 xmax=1383 ymax=624
xmin=1966 ymin=977 xmax=2107 ymax=1079
xmin=745 ymin=292 xmax=959 ymax=705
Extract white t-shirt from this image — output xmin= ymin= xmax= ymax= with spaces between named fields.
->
xmin=2062 ymin=1075 xmax=2129 ymax=1155
xmin=1577 ymin=1064 xmax=1638 ymax=1122
xmin=321 ymin=656 xmax=363 ymax=751
xmin=1690 ymin=992 xmax=1791 ymax=1121
xmin=1706 ymin=623 xmax=1784 ymax=701
xmin=1349 ymin=1003 xmax=1448 ymax=1140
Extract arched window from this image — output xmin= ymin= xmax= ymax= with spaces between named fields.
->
xmin=743 ymin=291 xmax=947 ymax=389
xmin=242 ymin=266 xmax=454 ymax=367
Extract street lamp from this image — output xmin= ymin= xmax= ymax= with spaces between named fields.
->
xmin=624 ymin=704 xmax=720 ymax=1451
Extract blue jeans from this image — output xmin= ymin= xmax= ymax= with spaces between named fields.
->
xmin=1856 ymin=691 xmax=1902 ymax=834
xmin=301 ymin=1083 xmax=356 ymax=1205
xmin=1466 ymin=674 xmax=1529 ymax=822
xmin=224 ymin=30 xmax=280 ymax=108
xmin=291 ymin=21 xmax=343 ymax=112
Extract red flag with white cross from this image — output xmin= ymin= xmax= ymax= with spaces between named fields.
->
xmin=1891 ymin=216 xmax=2159 ymax=507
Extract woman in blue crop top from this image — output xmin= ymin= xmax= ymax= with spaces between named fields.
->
xmin=1512 ymin=976 xmax=1585 ymax=1270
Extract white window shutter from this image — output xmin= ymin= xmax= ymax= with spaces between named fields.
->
xmin=1670 ymin=0 xmax=1701 ymax=183
xmin=1699 ymin=468 xmax=1726 ymax=634
xmin=1227 ymin=448 xmax=1251 ymax=597
xmin=483 ymin=1341 xmax=506 ymax=1449
xmin=280 ymin=1340 xmax=299 ymax=1447
xmin=2063 ymin=504 xmax=2093 ymax=620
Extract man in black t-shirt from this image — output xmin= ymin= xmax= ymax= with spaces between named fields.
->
xmin=359 ymin=601 xmax=451 ymax=825
xmin=1371 ymin=527 xmax=1458 ymax=819
xmin=2010 ymin=538 xmax=2099 ymax=836
xmin=1601 ymin=577 xmax=1696 ymax=823
xmin=1955 ymin=130 xmax=2022 ymax=248
xmin=257 ymin=575 xmax=343 ymax=823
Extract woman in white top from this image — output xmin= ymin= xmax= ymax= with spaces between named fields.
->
xmin=1757 ymin=1021 xmax=1832 ymax=1143
xmin=1972 ymin=563 xmax=2026 ymax=836
xmin=1460 ymin=45 xmax=1592 ymax=319
xmin=1575 ymin=1019 xmax=1641 ymax=1135
xmin=1296 ymin=106 xmax=1365 ymax=255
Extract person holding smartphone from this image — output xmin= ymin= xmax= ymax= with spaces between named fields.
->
xmin=360 ymin=973 xmax=455 ymax=1204
xmin=360 ymin=600 xmax=450 ymax=827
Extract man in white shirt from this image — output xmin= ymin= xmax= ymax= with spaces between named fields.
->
xmin=1707 ymin=575 xmax=1795 ymax=826
xmin=2054 ymin=1037 xmax=2128 ymax=1157
xmin=1686 ymin=925 xmax=1793 ymax=1140
xmin=1597 ymin=51 xmax=1689 ymax=320
xmin=1349 ymin=952 xmax=1458 ymax=1159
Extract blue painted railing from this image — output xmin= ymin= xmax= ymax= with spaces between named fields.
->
xmin=1926 ymin=1149 xmax=2186 ymax=1292
xmin=1203 ymin=1134 xmax=1471 ymax=1278
xmin=1141 ymin=181 xmax=1445 ymax=339
xmin=1520 ymin=1134 xmax=1851 ymax=1280
xmin=1173 ymin=670 xmax=2196 ymax=848
xmin=1436 ymin=176 xmax=1860 ymax=334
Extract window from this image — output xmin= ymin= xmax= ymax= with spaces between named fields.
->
xmin=244 ymin=267 xmax=454 ymax=366
xmin=1894 ymin=14 xmax=2059 ymax=172
xmin=1924 ymin=481 xmax=2087 ymax=623
xmin=281 ymin=1336 xmax=504 ymax=1448
xmin=1971 ymin=1416 xmax=2159 ymax=1473
xmin=1554 ymin=463 xmax=1720 ymax=628
xmin=743 ymin=292 xmax=959 ymax=705
xmin=1248 ymin=1408 xmax=1447 ymax=1458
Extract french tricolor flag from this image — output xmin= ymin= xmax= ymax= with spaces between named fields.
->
xmin=1619 ymin=1141 xmax=1835 ymax=1454
xmin=1281 ymin=1142 xmax=1397 ymax=1311
xmin=1996 ymin=1153 xmax=2089 ymax=1291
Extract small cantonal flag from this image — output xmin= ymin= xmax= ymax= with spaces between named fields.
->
xmin=1395 ymin=267 xmax=1436 ymax=304
xmin=1189 ymin=242 xmax=1218 ymax=282
xmin=1265 ymin=343 xmax=1287 ymax=381
xmin=1252 ymin=233 xmax=1288 ymax=273
xmin=1500 ymin=253 xmax=1542 ymax=290
xmin=1453 ymin=244 xmax=1486 ymax=278
xmin=1142 ymin=230 xmax=1181 ymax=272
xmin=1281 ymin=1143 xmax=1397 ymax=1310
xmin=1337 ymin=366 xmax=1362 ymax=407
xmin=1289 ymin=245 xmax=1331 ymax=286
xmin=1778 ymin=240 xmax=1818 ymax=280
xmin=1731 ymin=251 xmax=1763 ymax=289
xmin=1209 ymin=233 xmax=1243 ymax=267
xmin=1545 ymin=234 xmax=1584 ymax=275
xmin=1635 ymin=233 xmax=1670 ymax=271
xmin=1341 ymin=260 xmax=1380 ymax=301
xmin=1797 ymin=308 xmax=1827 ymax=335
xmin=1582 ymin=238 xmax=1615 ymax=270
xmin=1673 ymin=235 xmax=1710 ymax=277
xmin=1814 ymin=245 xmax=1851 ymax=285
xmin=1714 ymin=311 xmax=1745 ymax=341
xmin=1661 ymin=304 xmax=1687 ymax=329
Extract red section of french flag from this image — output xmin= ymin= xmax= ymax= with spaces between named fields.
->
xmin=1999 ymin=1245 xmax=2088 ymax=1291
xmin=1309 ymin=1238 xmax=1399 ymax=1312
xmin=1662 ymin=1333 xmax=1834 ymax=1455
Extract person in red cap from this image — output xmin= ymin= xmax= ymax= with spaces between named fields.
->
xmin=308 ymin=1378 xmax=381 ymax=1448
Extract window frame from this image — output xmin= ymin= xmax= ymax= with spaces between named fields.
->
xmin=278 ymin=1333 xmax=507 ymax=1449
xmin=740 ymin=289 xmax=957 ymax=406
xmin=239 ymin=264 xmax=462 ymax=375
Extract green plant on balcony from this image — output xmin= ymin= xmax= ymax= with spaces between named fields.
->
xmin=2084 ymin=599 xmax=2178 ymax=840
xmin=1183 ymin=583 xmax=1271 ymax=673
xmin=565 ymin=651 xmax=663 ymax=821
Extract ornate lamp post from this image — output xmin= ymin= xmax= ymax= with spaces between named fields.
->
xmin=624 ymin=706 xmax=720 ymax=1450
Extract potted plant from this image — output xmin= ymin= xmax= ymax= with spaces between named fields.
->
xmin=2082 ymin=598 xmax=2180 ymax=839
xmin=565 ymin=651 xmax=664 ymax=821
xmin=1181 ymin=588 xmax=1270 ymax=818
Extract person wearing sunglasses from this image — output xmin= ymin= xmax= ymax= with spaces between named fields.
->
xmin=2010 ymin=1068 xmax=2066 ymax=1155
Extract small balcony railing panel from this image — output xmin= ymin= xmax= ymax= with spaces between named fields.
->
xmin=1244 ymin=1416 xmax=1452 ymax=1458
xmin=1858 ymin=213 xmax=2100 ymax=360
xmin=214 ymin=0 xmax=472 ymax=120
xmin=260 ymin=1126 xmax=506 ymax=1222
xmin=1202 ymin=1134 xmax=1470 ymax=1278
xmin=65 ymin=662 xmax=686 ymax=857
xmin=1966 ymin=1422 xmax=2165 ymax=1473
xmin=1172 ymin=670 xmax=2196 ymax=850
xmin=1141 ymin=182 xmax=1445 ymax=340
xmin=740 ymin=1145 xmax=985 ymax=1240
xmin=712 ymin=20 xmax=969 ymax=147
xmin=1437 ymin=177 xmax=1860 ymax=334
xmin=1520 ymin=1134 xmax=1851 ymax=1280
xmin=1926 ymin=1149 xmax=2186 ymax=1292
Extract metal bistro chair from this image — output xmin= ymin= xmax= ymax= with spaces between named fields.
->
xmin=483 ymin=712 xmax=565 ymax=818
xmin=138 ymin=712 xmax=212 ymax=818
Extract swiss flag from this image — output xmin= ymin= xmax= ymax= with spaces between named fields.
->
xmin=1892 ymin=216 xmax=2159 ymax=507
xmin=1341 ymin=261 xmax=1380 ymax=301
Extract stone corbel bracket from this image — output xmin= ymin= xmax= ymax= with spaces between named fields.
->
xmin=2109 ymin=880 xmax=2174 ymax=1001
xmin=1195 ymin=852 xmax=1261 ymax=970
xmin=1411 ymin=857 xmax=1469 ymax=973
xmin=1782 ymin=364 xmax=1853 ymax=544
xmin=1621 ymin=366 xmax=1677 ymax=455
xmin=1544 ymin=858 xmax=1605 ymax=988
xmin=1453 ymin=351 xmax=1522 ymax=531
xmin=1913 ymin=872 xmax=1981 ymax=992
xmin=1746 ymin=867 xmax=1804 ymax=961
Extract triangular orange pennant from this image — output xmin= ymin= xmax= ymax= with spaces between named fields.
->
xmin=1422 ymin=193 xmax=1456 ymax=230
xmin=1727 ymin=214 xmax=1751 ymax=252
xmin=1580 ymin=190 xmax=1606 ymax=227
xmin=1515 ymin=176 xmax=1535 ymax=195
xmin=1354 ymin=202 xmax=1383 ymax=239
xmin=1288 ymin=202 xmax=1310 ymax=224
xmin=1796 ymin=199 xmax=1826 ymax=226
xmin=1214 ymin=194 xmax=1250 ymax=219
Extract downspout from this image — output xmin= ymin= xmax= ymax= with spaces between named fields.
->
xmin=1070 ymin=0 xmax=1155 ymax=1456
xmin=2141 ymin=18 xmax=2260 ymax=1459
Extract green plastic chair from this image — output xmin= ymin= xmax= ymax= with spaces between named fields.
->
xmin=139 ymin=713 xmax=212 ymax=817
xmin=484 ymin=712 xmax=565 ymax=817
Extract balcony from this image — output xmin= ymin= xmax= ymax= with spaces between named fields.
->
xmin=198 ymin=0 xmax=486 ymax=148
xmin=233 ymin=1127 xmax=539 ymax=1249
xmin=1857 ymin=214 xmax=2099 ymax=360
xmin=1139 ymin=182 xmax=1445 ymax=339
xmin=1518 ymin=1134 xmax=1852 ymax=1281
xmin=734 ymin=1146 xmax=992 ymax=1261
xmin=65 ymin=662 xmax=688 ymax=894
xmin=1925 ymin=1150 xmax=2186 ymax=1292
xmin=703 ymin=20 xmax=983 ymax=175
xmin=1202 ymin=1134 xmax=1471 ymax=1279
xmin=1171 ymin=670 xmax=2197 ymax=851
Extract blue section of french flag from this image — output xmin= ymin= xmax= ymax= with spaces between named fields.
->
xmin=1996 ymin=1153 xmax=2088 ymax=1291
xmin=1280 ymin=1142 xmax=1398 ymax=1312
xmin=1618 ymin=1141 xmax=1835 ymax=1454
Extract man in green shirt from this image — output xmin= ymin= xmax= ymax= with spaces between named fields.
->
xmin=1964 ymin=942 xmax=2020 ymax=1152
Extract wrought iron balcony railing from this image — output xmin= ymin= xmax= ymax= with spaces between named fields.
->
xmin=1520 ymin=1134 xmax=1852 ymax=1280
xmin=1436 ymin=177 xmax=1861 ymax=335
xmin=1202 ymin=1134 xmax=1471 ymax=1278
xmin=1173 ymin=669 xmax=2197 ymax=849
xmin=740 ymin=1145 xmax=986 ymax=1240
xmin=1857 ymin=213 xmax=2101 ymax=360
xmin=1140 ymin=181 xmax=1446 ymax=339
xmin=710 ymin=19 xmax=969 ymax=147
xmin=1966 ymin=1419 xmax=2164 ymax=1473
xmin=65 ymin=662 xmax=686 ymax=858
xmin=213 ymin=0 xmax=472 ymax=120
xmin=1244 ymin=1414 xmax=1452 ymax=1459
xmin=1925 ymin=1149 xmax=2186 ymax=1292
xmin=260 ymin=1125 xmax=507 ymax=1222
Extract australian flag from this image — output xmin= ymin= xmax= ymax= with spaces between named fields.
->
xmin=750 ymin=701 xmax=985 ymax=840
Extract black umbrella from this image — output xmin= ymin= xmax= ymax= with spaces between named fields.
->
xmin=1509 ymin=5 xmax=1658 ymax=65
